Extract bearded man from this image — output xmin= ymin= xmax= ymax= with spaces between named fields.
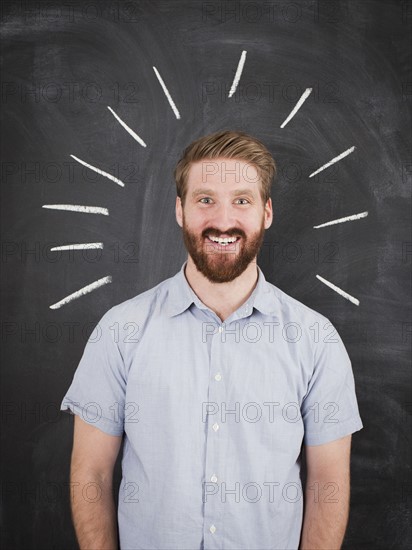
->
xmin=61 ymin=130 xmax=363 ymax=550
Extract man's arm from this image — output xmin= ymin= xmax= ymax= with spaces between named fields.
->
xmin=299 ymin=434 xmax=352 ymax=550
xmin=70 ymin=415 xmax=123 ymax=550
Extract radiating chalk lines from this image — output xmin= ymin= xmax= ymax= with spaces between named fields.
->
xmin=43 ymin=49 xmax=367 ymax=308
xmin=315 ymin=275 xmax=359 ymax=307
xmin=70 ymin=154 xmax=126 ymax=186
xmin=280 ymin=87 xmax=312 ymax=128
xmin=309 ymin=146 xmax=356 ymax=178
xmin=50 ymin=243 xmax=104 ymax=251
xmin=49 ymin=276 xmax=112 ymax=310
xmin=313 ymin=212 xmax=368 ymax=229
xmin=107 ymin=106 xmax=147 ymax=147
xmin=153 ymin=66 xmax=181 ymax=119
xmin=229 ymin=50 xmax=247 ymax=98
xmin=42 ymin=204 xmax=109 ymax=215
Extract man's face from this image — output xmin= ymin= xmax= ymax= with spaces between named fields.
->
xmin=175 ymin=158 xmax=273 ymax=283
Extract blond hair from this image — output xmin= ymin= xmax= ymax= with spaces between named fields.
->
xmin=174 ymin=130 xmax=276 ymax=206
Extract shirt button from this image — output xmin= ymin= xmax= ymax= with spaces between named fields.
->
xmin=218 ymin=325 xmax=224 ymax=333
xmin=212 ymin=422 xmax=219 ymax=432
xmin=210 ymin=525 xmax=216 ymax=534
xmin=210 ymin=474 xmax=218 ymax=483
xmin=214 ymin=373 xmax=222 ymax=381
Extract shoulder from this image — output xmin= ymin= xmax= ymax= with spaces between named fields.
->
xmin=261 ymin=280 xmax=346 ymax=360
xmin=265 ymin=279 xmax=330 ymax=327
xmin=99 ymin=273 xmax=175 ymax=325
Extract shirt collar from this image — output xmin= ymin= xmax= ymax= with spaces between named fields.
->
xmin=166 ymin=260 xmax=278 ymax=318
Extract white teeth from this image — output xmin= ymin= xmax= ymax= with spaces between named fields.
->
xmin=208 ymin=236 xmax=238 ymax=244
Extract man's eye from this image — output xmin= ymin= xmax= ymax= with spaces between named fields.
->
xmin=199 ymin=198 xmax=212 ymax=204
xmin=237 ymin=199 xmax=249 ymax=204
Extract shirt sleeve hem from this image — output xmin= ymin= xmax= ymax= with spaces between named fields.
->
xmin=303 ymin=417 xmax=363 ymax=446
xmin=61 ymin=400 xmax=124 ymax=437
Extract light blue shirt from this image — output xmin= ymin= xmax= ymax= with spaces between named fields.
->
xmin=61 ymin=260 xmax=363 ymax=550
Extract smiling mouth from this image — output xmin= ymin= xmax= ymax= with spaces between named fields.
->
xmin=205 ymin=236 xmax=240 ymax=247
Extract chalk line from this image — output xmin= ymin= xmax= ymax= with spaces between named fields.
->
xmin=50 ymin=243 xmax=104 ymax=251
xmin=49 ymin=275 xmax=112 ymax=310
xmin=70 ymin=154 xmax=125 ymax=187
xmin=316 ymin=275 xmax=360 ymax=306
xmin=280 ymin=87 xmax=312 ymax=128
xmin=228 ymin=50 xmax=247 ymax=98
xmin=152 ymin=66 xmax=181 ymax=119
xmin=42 ymin=204 xmax=109 ymax=215
xmin=314 ymin=211 xmax=368 ymax=229
xmin=107 ymin=106 xmax=147 ymax=147
xmin=309 ymin=146 xmax=355 ymax=178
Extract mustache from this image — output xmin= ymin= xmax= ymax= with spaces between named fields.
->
xmin=202 ymin=229 xmax=246 ymax=239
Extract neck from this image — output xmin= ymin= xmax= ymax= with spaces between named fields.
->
xmin=183 ymin=256 xmax=259 ymax=322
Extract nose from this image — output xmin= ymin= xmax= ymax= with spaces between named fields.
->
xmin=209 ymin=202 xmax=238 ymax=233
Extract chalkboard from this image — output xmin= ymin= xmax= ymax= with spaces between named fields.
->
xmin=1 ymin=0 xmax=411 ymax=548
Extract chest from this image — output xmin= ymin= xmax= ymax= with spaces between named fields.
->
xmin=123 ymin=314 xmax=313 ymax=418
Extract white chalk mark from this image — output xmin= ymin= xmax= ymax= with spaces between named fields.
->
xmin=228 ymin=50 xmax=247 ymax=98
xmin=107 ymin=106 xmax=147 ymax=147
xmin=70 ymin=154 xmax=125 ymax=187
xmin=49 ymin=276 xmax=112 ymax=310
xmin=152 ymin=66 xmax=181 ymax=119
xmin=280 ymin=87 xmax=312 ymax=128
xmin=50 ymin=243 xmax=104 ymax=251
xmin=314 ymin=211 xmax=368 ymax=229
xmin=42 ymin=204 xmax=109 ymax=215
xmin=309 ymin=146 xmax=356 ymax=178
xmin=316 ymin=275 xmax=360 ymax=306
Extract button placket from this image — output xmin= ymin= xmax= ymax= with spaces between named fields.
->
xmin=203 ymin=321 xmax=226 ymax=548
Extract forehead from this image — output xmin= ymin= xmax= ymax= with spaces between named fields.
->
xmin=187 ymin=158 xmax=259 ymax=187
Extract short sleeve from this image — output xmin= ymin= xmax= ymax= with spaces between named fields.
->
xmin=301 ymin=321 xmax=363 ymax=446
xmin=60 ymin=309 xmax=126 ymax=436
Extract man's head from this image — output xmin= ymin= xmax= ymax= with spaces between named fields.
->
xmin=174 ymin=130 xmax=276 ymax=283
xmin=174 ymin=130 xmax=276 ymax=209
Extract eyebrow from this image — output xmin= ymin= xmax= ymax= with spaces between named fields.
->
xmin=191 ymin=188 xmax=256 ymax=198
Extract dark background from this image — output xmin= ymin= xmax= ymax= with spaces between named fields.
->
xmin=1 ymin=0 xmax=411 ymax=548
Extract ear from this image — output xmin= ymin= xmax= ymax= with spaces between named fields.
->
xmin=175 ymin=196 xmax=183 ymax=228
xmin=264 ymin=198 xmax=273 ymax=230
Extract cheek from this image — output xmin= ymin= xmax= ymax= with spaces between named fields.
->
xmin=242 ymin=213 xmax=262 ymax=228
xmin=183 ymin=215 xmax=204 ymax=235
xmin=185 ymin=209 xmax=208 ymax=228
